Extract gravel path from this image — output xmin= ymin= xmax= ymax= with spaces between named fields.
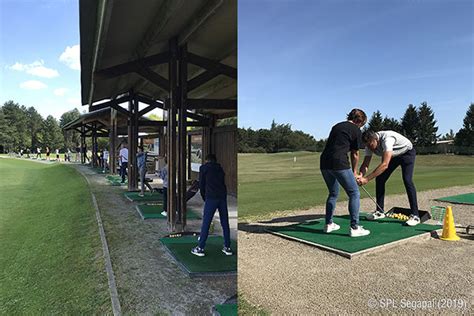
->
xmin=238 ymin=185 xmax=474 ymax=315
xmin=74 ymin=165 xmax=237 ymax=315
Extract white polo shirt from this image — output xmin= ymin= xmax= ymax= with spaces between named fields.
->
xmin=365 ymin=131 xmax=413 ymax=157
xmin=119 ymin=148 xmax=129 ymax=163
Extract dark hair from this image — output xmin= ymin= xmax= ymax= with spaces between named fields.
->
xmin=206 ymin=153 xmax=217 ymax=162
xmin=347 ymin=109 xmax=367 ymax=125
xmin=362 ymin=130 xmax=378 ymax=143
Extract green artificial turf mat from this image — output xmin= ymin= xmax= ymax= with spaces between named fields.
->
xmin=136 ymin=204 xmax=201 ymax=219
xmin=160 ymin=236 xmax=237 ymax=276
xmin=215 ymin=304 xmax=237 ymax=316
xmin=106 ymin=175 xmax=127 ymax=186
xmin=124 ymin=191 xmax=162 ymax=201
xmin=434 ymin=193 xmax=474 ymax=205
xmin=268 ymin=213 xmax=441 ymax=257
xmin=90 ymin=167 xmax=108 ymax=174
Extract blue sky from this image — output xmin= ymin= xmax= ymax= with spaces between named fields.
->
xmin=239 ymin=0 xmax=473 ymax=139
xmin=0 ymin=0 xmax=82 ymax=119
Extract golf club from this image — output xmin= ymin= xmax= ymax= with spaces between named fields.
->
xmin=360 ymin=185 xmax=386 ymax=214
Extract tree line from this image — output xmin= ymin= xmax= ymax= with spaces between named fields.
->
xmin=239 ymin=120 xmax=324 ymax=153
xmin=239 ymin=102 xmax=474 ymax=154
xmin=0 ymin=100 xmax=82 ymax=153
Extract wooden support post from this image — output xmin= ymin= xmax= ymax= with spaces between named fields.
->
xmin=159 ymin=127 xmax=166 ymax=157
xmin=167 ymin=37 xmax=178 ymax=232
xmin=81 ymin=125 xmax=85 ymax=164
xmin=110 ymin=108 xmax=117 ymax=174
xmin=202 ymin=115 xmax=216 ymax=159
xmin=92 ymin=123 xmax=97 ymax=167
xmin=178 ymin=43 xmax=188 ymax=230
xmin=187 ymin=134 xmax=192 ymax=181
xmin=128 ymin=94 xmax=139 ymax=191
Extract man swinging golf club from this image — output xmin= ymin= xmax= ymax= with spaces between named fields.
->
xmin=357 ymin=130 xmax=420 ymax=226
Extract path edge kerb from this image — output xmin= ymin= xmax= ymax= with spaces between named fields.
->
xmin=76 ymin=167 xmax=122 ymax=316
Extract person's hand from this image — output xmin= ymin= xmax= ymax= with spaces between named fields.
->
xmin=357 ymin=177 xmax=369 ymax=186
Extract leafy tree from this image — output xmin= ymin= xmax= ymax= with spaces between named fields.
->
xmin=217 ymin=117 xmax=237 ymax=127
xmin=60 ymin=109 xmax=81 ymax=149
xmin=148 ymin=113 xmax=163 ymax=121
xmin=367 ymin=110 xmax=384 ymax=132
xmin=401 ymin=104 xmax=418 ymax=143
xmin=439 ymin=129 xmax=455 ymax=141
xmin=0 ymin=107 xmax=14 ymax=152
xmin=2 ymin=101 xmax=30 ymax=151
xmin=238 ymin=121 xmax=319 ymax=153
xmin=42 ymin=115 xmax=64 ymax=150
xmin=26 ymin=106 xmax=44 ymax=149
xmin=416 ymin=102 xmax=438 ymax=146
xmin=270 ymin=121 xmax=292 ymax=152
xmin=454 ymin=103 xmax=474 ymax=147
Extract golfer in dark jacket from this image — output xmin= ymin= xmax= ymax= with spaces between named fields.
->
xmin=191 ymin=154 xmax=232 ymax=257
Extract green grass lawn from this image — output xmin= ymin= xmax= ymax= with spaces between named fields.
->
xmin=0 ymin=158 xmax=111 ymax=314
xmin=238 ymin=152 xmax=474 ymax=220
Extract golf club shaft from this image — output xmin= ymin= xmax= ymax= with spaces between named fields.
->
xmin=360 ymin=185 xmax=385 ymax=213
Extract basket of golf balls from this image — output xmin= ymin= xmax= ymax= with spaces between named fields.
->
xmin=386 ymin=212 xmax=410 ymax=221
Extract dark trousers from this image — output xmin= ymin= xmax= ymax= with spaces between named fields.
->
xmin=162 ymin=187 xmax=168 ymax=213
xmin=376 ymin=148 xmax=419 ymax=216
xmin=198 ymin=198 xmax=231 ymax=249
xmin=120 ymin=162 xmax=128 ymax=183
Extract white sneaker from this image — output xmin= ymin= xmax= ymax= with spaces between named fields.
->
xmin=161 ymin=211 xmax=167 ymax=217
xmin=324 ymin=222 xmax=340 ymax=233
xmin=366 ymin=211 xmax=385 ymax=221
xmin=350 ymin=226 xmax=370 ymax=237
xmin=406 ymin=215 xmax=420 ymax=227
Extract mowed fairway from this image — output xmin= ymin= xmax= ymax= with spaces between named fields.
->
xmin=0 ymin=159 xmax=111 ymax=314
xmin=238 ymin=152 xmax=474 ymax=220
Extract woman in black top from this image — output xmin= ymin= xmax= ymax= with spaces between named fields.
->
xmin=320 ymin=109 xmax=370 ymax=237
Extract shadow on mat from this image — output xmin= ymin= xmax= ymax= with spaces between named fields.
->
xmin=238 ymin=214 xmax=325 ymax=234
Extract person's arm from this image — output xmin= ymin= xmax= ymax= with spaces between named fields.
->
xmin=199 ymin=166 xmax=206 ymax=201
xmin=359 ymin=155 xmax=372 ymax=176
xmin=350 ymin=150 xmax=359 ymax=176
xmin=358 ymin=151 xmax=392 ymax=185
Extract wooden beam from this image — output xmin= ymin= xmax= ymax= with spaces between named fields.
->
xmin=94 ymin=52 xmax=170 ymax=80
xmin=187 ymin=52 xmax=237 ymax=79
xmin=138 ymin=104 xmax=158 ymax=117
xmin=136 ymin=67 xmax=169 ymax=92
xmin=187 ymin=121 xmax=208 ymax=127
xmin=178 ymin=0 xmax=223 ymax=45
xmin=186 ymin=111 xmax=208 ymax=123
xmin=138 ymin=120 xmax=167 ymax=127
xmin=187 ymin=99 xmax=236 ymax=110
xmin=136 ymin=94 xmax=166 ymax=108
xmin=187 ymin=70 xmax=219 ymax=92
xmin=89 ymin=94 xmax=131 ymax=112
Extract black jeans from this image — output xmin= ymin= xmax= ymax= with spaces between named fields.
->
xmin=162 ymin=187 xmax=167 ymax=212
xmin=120 ymin=162 xmax=128 ymax=183
xmin=376 ymin=148 xmax=419 ymax=216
